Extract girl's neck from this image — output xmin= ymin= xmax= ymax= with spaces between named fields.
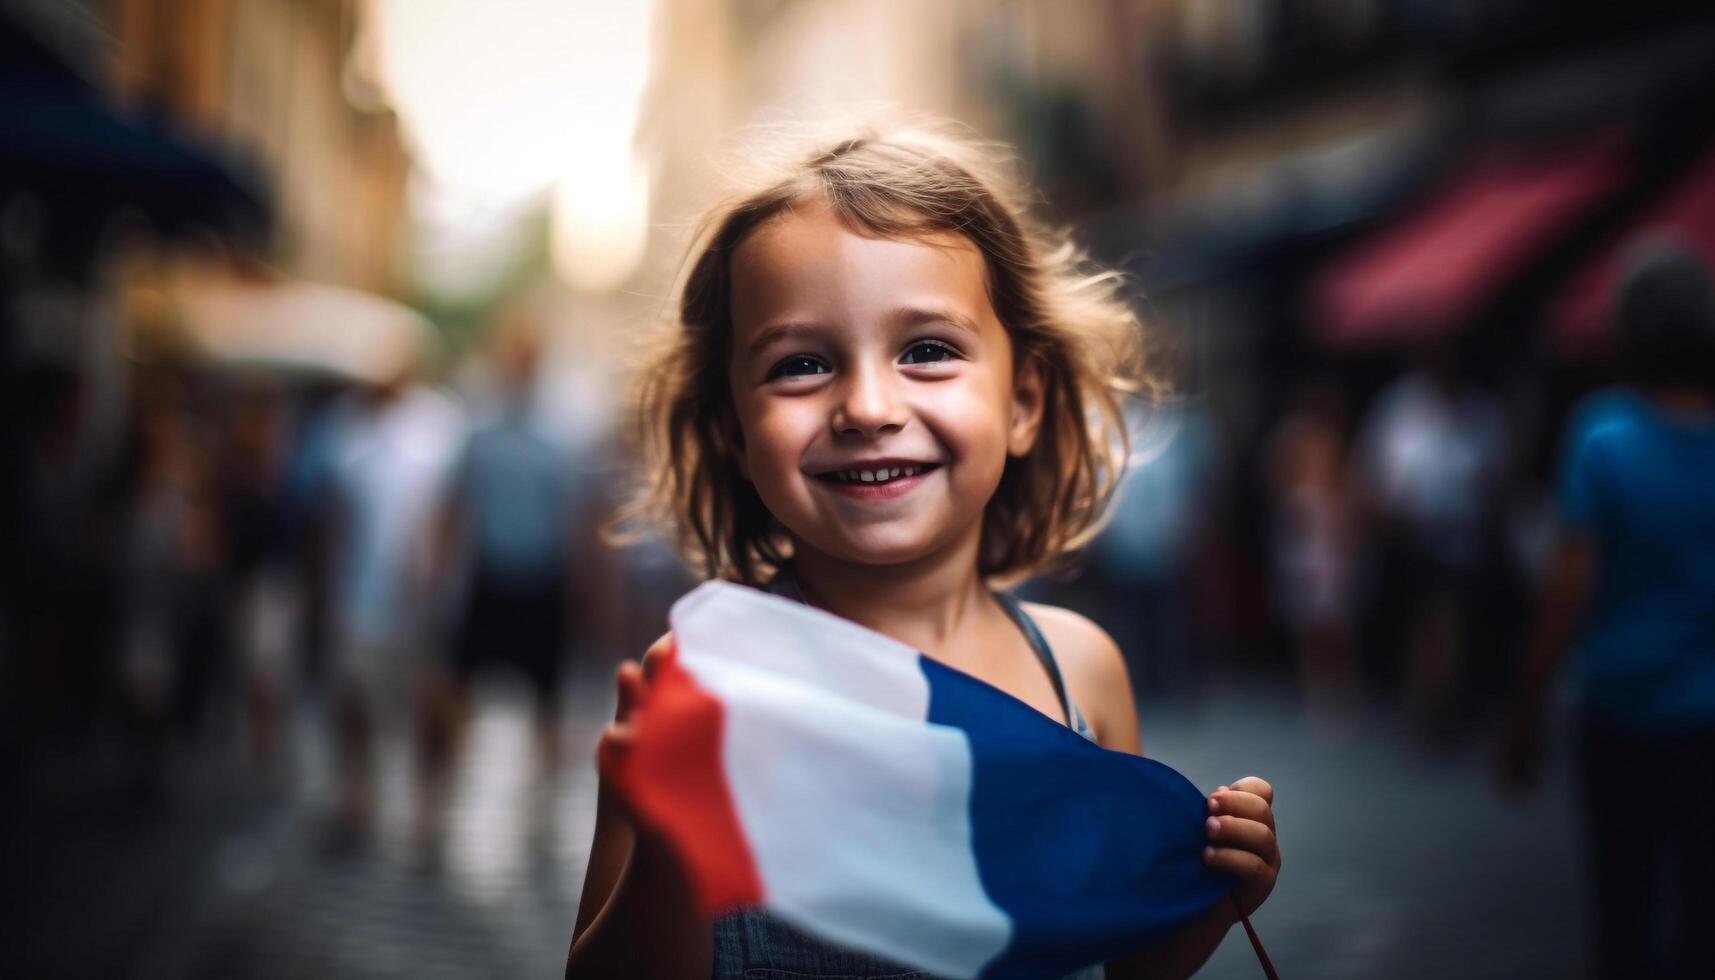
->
xmin=787 ymin=532 xmax=993 ymax=656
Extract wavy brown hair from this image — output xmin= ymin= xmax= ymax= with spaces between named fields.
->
xmin=624 ymin=120 xmax=1157 ymax=586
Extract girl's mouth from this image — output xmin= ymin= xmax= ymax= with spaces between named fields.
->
xmin=812 ymin=463 xmax=940 ymax=499
xmin=822 ymin=463 xmax=932 ymax=485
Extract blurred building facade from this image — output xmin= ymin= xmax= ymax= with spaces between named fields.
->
xmin=641 ymin=0 xmax=1715 ymax=370
xmin=1 ymin=0 xmax=418 ymax=745
xmin=110 ymin=0 xmax=410 ymax=297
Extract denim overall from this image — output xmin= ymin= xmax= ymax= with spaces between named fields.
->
xmin=711 ymin=574 xmax=1106 ymax=980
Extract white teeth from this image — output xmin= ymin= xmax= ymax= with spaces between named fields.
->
xmin=828 ymin=465 xmax=930 ymax=483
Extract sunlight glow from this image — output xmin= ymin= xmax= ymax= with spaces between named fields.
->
xmin=366 ymin=0 xmax=656 ymax=293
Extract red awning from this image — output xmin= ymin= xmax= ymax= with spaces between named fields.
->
xmin=1553 ymin=142 xmax=1715 ymax=358
xmin=1311 ymin=137 xmax=1629 ymax=347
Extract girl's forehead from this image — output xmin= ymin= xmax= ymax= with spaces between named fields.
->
xmin=729 ymin=206 xmax=996 ymax=333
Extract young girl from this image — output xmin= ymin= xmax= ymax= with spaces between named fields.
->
xmin=567 ymin=121 xmax=1280 ymax=980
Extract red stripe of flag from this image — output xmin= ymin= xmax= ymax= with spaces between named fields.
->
xmin=603 ymin=641 xmax=765 ymax=914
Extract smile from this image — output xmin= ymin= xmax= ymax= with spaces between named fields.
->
xmin=825 ymin=464 xmax=929 ymax=485
xmin=811 ymin=462 xmax=940 ymax=501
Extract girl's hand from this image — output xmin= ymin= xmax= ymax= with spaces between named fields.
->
xmin=594 ymin=644 xmax=680 ymax=855
xmin=596 ymin=658 xmax=650 ymax=780
xmin=1204 ymin=776 xmax=1279 ymax=918
xmin=571 ymin=646 xmax=713 ymax=980
xmin=596 ymin=654 xmax=670 ymax=841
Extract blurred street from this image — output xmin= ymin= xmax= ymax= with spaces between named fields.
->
xmin=10 ymin=662 xmax=1587 ymax=980
xmin=1151 ymin=692 xmax=1587 ymax=980
xmin=11 ymin=663 xmax=612 ymax=980
xmin=12 ymin=1 xmax=1715 ymax=976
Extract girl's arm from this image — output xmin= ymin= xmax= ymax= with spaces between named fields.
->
xmin=1106 ymin=902 xmax=1237 ymax=980
xmin=565 ymin=648 xmax=713 ymax=980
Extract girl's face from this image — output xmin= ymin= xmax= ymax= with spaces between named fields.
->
xmin=727 ymin=204 xmax=1044 ymax=569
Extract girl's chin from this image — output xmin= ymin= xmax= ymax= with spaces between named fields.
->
xmin=793 ymin=530 xmax=964 ymax=570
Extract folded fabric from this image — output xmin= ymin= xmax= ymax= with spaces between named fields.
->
xmin=605 ymin=581 xmax=1233 ymax=980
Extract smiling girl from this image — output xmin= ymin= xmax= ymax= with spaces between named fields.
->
xmin=566 ymin=122 xmax=1280 ymax=980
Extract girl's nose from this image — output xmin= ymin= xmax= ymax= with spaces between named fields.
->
xmin=831 ymin=366 xmax=907 ymax=437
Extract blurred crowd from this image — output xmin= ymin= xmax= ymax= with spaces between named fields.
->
xmin=2 ymin=311 xmax=657 ymax=852
xmin=1046 ymin=330 xmax=1531 ymax=743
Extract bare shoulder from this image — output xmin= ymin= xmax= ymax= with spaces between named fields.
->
xmin=1018 ymin=602 xmax=1123 ymax=679
xmin=1019 ymin=602 xmax=1140 ymax=754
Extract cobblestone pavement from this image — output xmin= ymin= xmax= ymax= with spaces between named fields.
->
xmin=15 ymin=668 xmax=1587 ymax=980
xmin=1141 ymin=691 xmax=1587 ymax=980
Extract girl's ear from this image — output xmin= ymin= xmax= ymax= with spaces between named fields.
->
xmin=1008 ymin=355 xmax=1046 ymax=457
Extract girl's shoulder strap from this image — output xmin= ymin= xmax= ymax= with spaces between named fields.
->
xmin=993 ymin=591 xmax=1086 ymax=735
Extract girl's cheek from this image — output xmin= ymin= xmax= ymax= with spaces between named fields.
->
xmin=747 ymin=398 xmax=810 ymax=442
xmin=745 ymin=407 xmax=822 ymax=486
xmin=919 ymin=388 xmax=1010 ymax=457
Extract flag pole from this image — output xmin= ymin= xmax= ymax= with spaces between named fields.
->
xmin=1231 ymin=897 xmax=1281 ymax=980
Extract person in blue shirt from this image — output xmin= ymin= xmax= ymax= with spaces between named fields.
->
xmin=1502 ymin=241 xmax=1715 ymax=980
xmin=416 ymin=318 xmax=587 ymax=856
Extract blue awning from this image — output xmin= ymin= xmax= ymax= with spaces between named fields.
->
xmin=0 ymin=12 xmax=270 ymax=236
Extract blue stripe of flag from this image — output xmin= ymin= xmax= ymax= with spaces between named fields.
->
xmin=919 ymin=657 xmax=1233 ymax=980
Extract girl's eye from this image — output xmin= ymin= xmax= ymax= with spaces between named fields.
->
xmin=900 ymin=340 xmax=958 ymax=365
xmin=766 ymin=355 xmax=829 ymax=381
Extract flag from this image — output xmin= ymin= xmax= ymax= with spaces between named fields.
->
xmin=605 ymin=581 xmax=1233 ymax=980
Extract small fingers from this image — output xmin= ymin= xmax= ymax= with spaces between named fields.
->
xmin=614 ymin=660 xmax=644 ymax=721
xmin=1204 ymin=844 xmax=1277 ymax=884
xmin=1228 ymin=776 xmax=1273 ymax=804
xmin=641 ymin=640 xmax=671 ymax=682
xmin=1205 ymin=815 xmax=1278 ymax=868
xmin=1208 ymin=789 xmax=1276 ymax=832
xmin=1227 ymin=776 xmax=1273 ymax=804
xmin=596 ymin=721 xmax=635 ymax=773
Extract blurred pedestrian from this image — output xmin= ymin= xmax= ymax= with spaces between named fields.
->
xmin=218 ymin=376 xmax=297 ymax=783
xmin=114 ymin=373 xmax=228 ymax=791
xmin=298 ymin=333 xmax=462 ymax=845
xmin=8 ymin=363 xmax=101 ymax=737
xmin=417 ymin=317 xmax=584 ymax=855
xmin=1500 ymin=242 xmax=1715 ymax=980
xmin=1263 ymin=382 xmax=1358 ymax=727
xmin=1351 ymin=337 xmax=1509 ymax=740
